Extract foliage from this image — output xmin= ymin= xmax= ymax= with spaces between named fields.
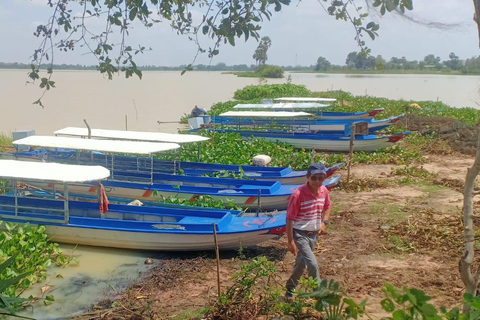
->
xmin=0 ymin=222 xmax=70 ymax=296
xmin=381 ymin=283 xmax=448 ymax=320
xmin=315 ymin=56 xmax=332 ymax=72
xmin=208 ymin=256 xmax=279 ymax=319
xmin=352 ymin=144 xmax=423 ymax=165
xmin=253 ymin=36 xmax=272 ymax=65
xmin=300 ymin=278 xmax=367 ymax=320
xmin=0 ymin=255 xmax=32 ymax=314
xmin=202 ymin=168 xmax=248 ymax=179
xmin=233 ymin=84 xmax=311 ymax=100
xmin=177 ymin=131 xmax=313 ymax=170
xmin=158 ymin=194 xmax=245 ymax=211
xmin=391 ymin=164 xmax=436 ymax=180
xmin=254 ymin=65 xmax=284 ymax=78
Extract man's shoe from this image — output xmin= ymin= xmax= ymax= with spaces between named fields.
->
xmin=284 ymin=290 xmax=294 ymax=302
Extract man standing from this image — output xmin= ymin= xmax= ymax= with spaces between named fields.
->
xmin=285 ymin=163 xmax=331 ymax=300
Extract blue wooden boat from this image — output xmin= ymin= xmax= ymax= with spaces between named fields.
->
xmin=35 ymin=152 xmax=343 ymax=185
xmin=0 ymin=160 xmax=286 ymax=251
xmin=206 ymin=111 xmax=403 ymax=134
xmin=29 ymin=173 xmax=340 ymax=211
xmin=48 ymin=127 xmax=341 ymax=184
xmin=191 ymin=128 xmax=411 ymax=152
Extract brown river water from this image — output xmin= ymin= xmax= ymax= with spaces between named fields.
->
xmin=0 ymin=70 xmax=479 ymax=137
xmin=1 ymin=69 xmax=478 ymax=318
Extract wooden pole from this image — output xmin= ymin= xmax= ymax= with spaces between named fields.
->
xmin=125 ymin=115 xmax=128 ymax=131
xmin=83 ymin=119 xmax=92 ymax=160
xmin=83 ymin=119 xmax=92 ymax=139
xmin=212 ymin=223 xmax=221 ymax=296
xmin=347 ymin=123 xmax=356 ymax=184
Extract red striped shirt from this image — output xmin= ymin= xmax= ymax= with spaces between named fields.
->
xmin=287 ymin=183 xmax=331 ymax=231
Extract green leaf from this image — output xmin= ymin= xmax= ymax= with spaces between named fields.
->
xmin=392 ymin=309 xmax=406 ymax=320
xmin=129 ymin=8 xmax=138 ymax=21
xmin=402 ymin=0 xmax=413 ymax=10
xmin=381 ymin=298 xmax=395 ymax=312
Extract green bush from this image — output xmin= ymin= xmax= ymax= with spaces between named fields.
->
xmin=233 ymin=84 xmax=311 ymax=100
xmin=255 ymin=65 xmax=284 ymax=78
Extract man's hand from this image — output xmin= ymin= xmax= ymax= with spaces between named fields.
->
xmin=318 ymin=222 xmax=327 ymax=236
xmin=288 ymin=240 xmax=298 ymax=255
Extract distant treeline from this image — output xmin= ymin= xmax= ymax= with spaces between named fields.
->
xmin=315 ymin=52 xmax=480 ymax=74
xmin=3 ymin=51 xmax=480 ymax=74
xmin=0 ymin=62 xmax=312 ymax=72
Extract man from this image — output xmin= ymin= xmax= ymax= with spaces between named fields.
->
xmin=285 ymin=163 xmax=331 ymax=300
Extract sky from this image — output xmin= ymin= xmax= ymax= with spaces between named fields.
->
xmin=0 ymin=0 xmax=478 ymax=67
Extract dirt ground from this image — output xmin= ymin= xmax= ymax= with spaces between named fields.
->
xmin=74 ymin=116 xmax=480 ymax=320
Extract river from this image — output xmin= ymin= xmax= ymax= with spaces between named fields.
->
xmin=0 ymin=70 xmax=479 ymax=137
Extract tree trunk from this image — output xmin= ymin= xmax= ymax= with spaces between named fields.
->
xmin=459 ymin=126 xmax=480 ymax=297
xmin=459 ymin=1 xmax=480 ymax=303
xmin=474 ymin=0 xmax=480 ymax=48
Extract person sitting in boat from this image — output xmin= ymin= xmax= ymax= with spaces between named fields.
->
xmin=284 ymin=163 xmax=331 ymax=301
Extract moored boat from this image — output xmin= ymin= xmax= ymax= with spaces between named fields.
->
xmin=11 ymin=136 xmax=341 ymax=210
xmin=0 ymin=160 xmax=286 ymax=251
xmin=14 ymin=131 xmax=344 ymax=185
xmin=209 ymin=111 xmax=403 ymax=134
xmin=192 ymin=128 xmax=411 ymax=152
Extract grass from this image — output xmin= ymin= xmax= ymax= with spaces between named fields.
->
xmin=171 ymin=306 xmax=211 ymax=320
xmin=0 ymin=133 xmax=12 ymax=153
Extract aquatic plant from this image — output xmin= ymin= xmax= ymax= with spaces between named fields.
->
xmin=233 ymin=84 xmax=311 ymax=100
xmin=0 ymin=222 xmax=73 ymax=298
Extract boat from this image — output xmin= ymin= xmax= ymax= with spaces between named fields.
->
xmin=50 ymin=127 xmax=343 ymax=184
xmin=233 ymin=101 xmax=385 ymax=120
xmin=12 ymin=151 xmax=343 ymax=185
xmin=11 ymin=136 xmax=341 ymax=210
xmin=0 ymin=160 xmax=287 ymax=251
xmin=26 ymin=171 xmax=340 ymax=211
xmin=208 ymin=111 xmax=403 ymax=134
xmin=192 ymin=128 xmax=411 ymax=152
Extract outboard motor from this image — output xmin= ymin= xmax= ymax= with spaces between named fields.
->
xmin=190 ymin=105 xmax=207 ymax=117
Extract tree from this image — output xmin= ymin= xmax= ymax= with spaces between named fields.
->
xmin=30 ymin=0 xmax=412 ymax=106
xmin=253 ymin=37 xmax=272 ymax=65
xmin=314 ymin=57 xmax=331 ymax=72
xmin=444 ymin=52 xmax=462 ymax=70
xmin=460 ymin=0 xmax=480 ymax=306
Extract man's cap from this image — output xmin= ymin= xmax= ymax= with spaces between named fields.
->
xmin=307 ymin=163 xmax=326 ymax=175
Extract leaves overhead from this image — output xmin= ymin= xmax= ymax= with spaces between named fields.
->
xmin=30 ymin=0 xmax=413 ymax=105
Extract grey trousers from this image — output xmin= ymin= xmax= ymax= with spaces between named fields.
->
xmin=286 ymin=228 xmax=321 ymax=292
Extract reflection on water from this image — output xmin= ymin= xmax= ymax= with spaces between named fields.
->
xmin=20 ymin=244 xmax=154 ymax=319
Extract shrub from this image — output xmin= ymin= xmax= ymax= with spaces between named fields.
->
xmin=255 ymin=65 xmax=284 ymax=78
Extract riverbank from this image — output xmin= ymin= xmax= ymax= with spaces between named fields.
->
xmin=71 ymin=115 xmax=475 ymax=319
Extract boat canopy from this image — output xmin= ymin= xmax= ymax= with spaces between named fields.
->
xmin=0 ymin=159 xmax=110 ymax=182
xmin=273 ymin=97 xmax=337 ymax=103
xmin=13 ymin=136 xmax=180 ymax=155
xmin=220 ymin=111 xmax=314 ymax=118
xmin=54 ymin=127 xmax=209 ymax=144
xmin=234 ymin=103 xmax=329 ymax=109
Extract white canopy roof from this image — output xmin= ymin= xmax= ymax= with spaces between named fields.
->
xmin=14 ymin=136 xmax=180 ymax=155
xmin=273 ymin=97 xmax=337 ymax=103
xmin=220 ymin=111 xmax=314 ymax=118
xmin=233 ymin=103 xmax=329 ymax=109
xmin=0 ymin=160 xmax=110 ymax=182
xmin=54 ymin=127 xmax=209 ymax=144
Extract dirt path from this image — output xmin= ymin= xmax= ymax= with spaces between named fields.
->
xmin=74 ymin=150 xmax=477 ymax=320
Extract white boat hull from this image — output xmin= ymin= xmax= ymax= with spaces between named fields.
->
xmin=44 ymin=225 xmax=282 ymax=250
